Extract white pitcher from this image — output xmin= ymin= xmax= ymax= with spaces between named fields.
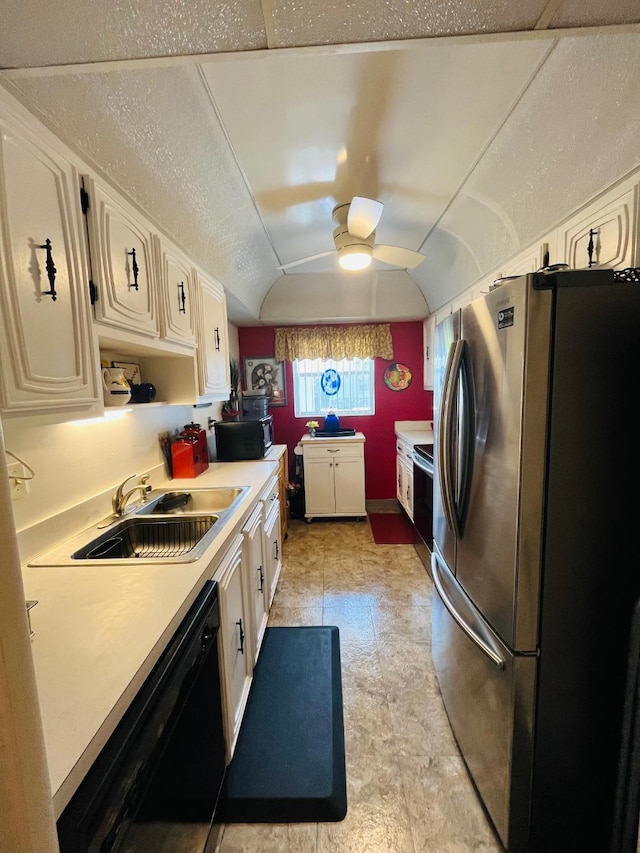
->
xmin=102 ymin=367 xmax=132 ymax=406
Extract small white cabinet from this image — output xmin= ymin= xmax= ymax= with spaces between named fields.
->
xmin=396 ymin=437 xmax=414 ymax=520
xmin=0 ymin=100 xmax=99 ymax=415
xmin=260 ymin=474 xmax=282 ymax=606
xmin=242 ymin=504 xmax=268 ymax=666
xmin=193 ymin=267 xmax=230 ymax=401
xmin=302 ymin=435 xmax=366 ymax=521
xmin=215 ymin=534 xmax=252 ymax=762
xmin=423 ymin=315 xmax=435 ymax=390
xmin=154 ymin=235 xmax=197 ymax=348
xmin=81 ymin=176 xmax=159 ymax=339
xmin=560 ymin=184 xmax=638 ymax=271
xmin=493 ymin=238 xmax=556 ymax=283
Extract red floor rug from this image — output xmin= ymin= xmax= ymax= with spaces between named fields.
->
xmin=368 ymin=512 xmax=415 ymax=545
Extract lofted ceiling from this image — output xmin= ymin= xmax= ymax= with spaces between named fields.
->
xmin=1 ymin=2 xmax=639 ymax=326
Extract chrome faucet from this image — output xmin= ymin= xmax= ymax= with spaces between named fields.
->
xmin=113 ymin=473 xmax=152 ymax=517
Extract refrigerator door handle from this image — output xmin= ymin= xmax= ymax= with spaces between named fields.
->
xmin=455 ymin=339 xmax=475 ymax=536
xmin=432 ymin=548 xmax=506 ymax=669
xmin=438 ymin=340 xmax=462 ymax=534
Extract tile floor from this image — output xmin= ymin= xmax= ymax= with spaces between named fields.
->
xmin=214 ymin=516 xmax=504 ymax=853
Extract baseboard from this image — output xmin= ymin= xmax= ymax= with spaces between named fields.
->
xmin=366 ymin=499 xmax=402 ymax=514
xmin=414 ymin=540 xmax=432 ymax=573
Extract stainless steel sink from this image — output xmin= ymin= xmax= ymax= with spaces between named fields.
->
xmin=142 ymin=486 xmax=250 ymax=515
xmin=29 ymin=485 xmax=252 ymax=566
xmin=70 ymin=515 xmax=218 ymax=561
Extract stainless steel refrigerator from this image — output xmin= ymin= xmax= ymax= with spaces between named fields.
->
xmin=431 ymin=267 xmax=640 ymax=852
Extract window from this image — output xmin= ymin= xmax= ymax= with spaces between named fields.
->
xmin=293 ymin=357 xmax=375 ymax=418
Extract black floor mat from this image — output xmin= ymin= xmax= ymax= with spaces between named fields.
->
xmin=216 ymin=626 xmax=347 ymax=823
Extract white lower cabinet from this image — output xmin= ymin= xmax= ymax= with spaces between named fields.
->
xmin=263 ymin=499 xmax=282 ymax=608
xmin=242 ymin=504 xmax=268 ymax=666
xmin=260 ymin=474 xmax=282 ymax=606
xmin=215 ymin=534 xmax=252 ymax=762
xmin=396 ymin=455 xmax=413 ymax=520
xmin=302 ymin=437 xmax=366 ymax=520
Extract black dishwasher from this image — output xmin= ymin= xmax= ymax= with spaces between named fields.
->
xmin=57 ymin=580 xmax=226 ymax=852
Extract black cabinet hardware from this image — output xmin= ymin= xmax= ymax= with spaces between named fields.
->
xmin=127 ymin=247 xmax=139 ymax=290
xmin=587 ymin=228 xmax=599 ymax=267
xmin=37 ymin=238 xmax=57 ymax=301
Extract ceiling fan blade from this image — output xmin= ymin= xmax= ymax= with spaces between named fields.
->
xmin=347 ymin=196 xmax=384 ymax=239
xmin=277 ymin=250 xmax=336 ymax=271
xmin=372 ymin=244 xmax=425 ymax=269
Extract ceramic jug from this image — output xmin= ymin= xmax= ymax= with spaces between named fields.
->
xmin=324 ymin=411 xmax=340 ymax=431
xmin=102 ymin=367 xmax=132 ymax=406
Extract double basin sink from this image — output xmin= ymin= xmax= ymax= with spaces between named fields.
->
xmin=29 ymin=487 xmax=250 ymax=567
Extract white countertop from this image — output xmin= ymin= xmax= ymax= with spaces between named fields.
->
xmin=299 ymin=431 xmax=366 ymax=445
xmin=394 ymin=420 xmax=434 ymax=447
xmin=21 ymin=457 xmax=279 ymax=817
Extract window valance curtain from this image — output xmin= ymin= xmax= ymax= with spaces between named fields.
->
xmin=274 ymin=324 xmax=393 ymax=362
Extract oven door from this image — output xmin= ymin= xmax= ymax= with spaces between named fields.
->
xmin=413 ymin=452 xmax=433 ymax=551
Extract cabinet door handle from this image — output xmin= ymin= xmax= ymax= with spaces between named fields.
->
xmin=178 ymin=281 xmax=186 ymax=313
xmin=36 ymin=238 xmax=57 ymax=301
xmin=236 ymin=618 xmax=245 ymax=654
xmin=214 ymin=327 xmax=220 ymax=351
xmin=258 ymin=564 xmax=264 ymax=592
xmin=274 ymin=540 xmax=279 ymax=560
xmin=126 ymin=247 xmax=139 ymax=290
xmin=587 ymin=228 xmax=599 ymax=267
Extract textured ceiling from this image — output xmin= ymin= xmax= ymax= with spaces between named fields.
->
xmin=1 ymin=3 xmax=639 ymax=324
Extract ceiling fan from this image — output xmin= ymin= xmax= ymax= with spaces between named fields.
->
xmin=277 ymin=196 xmax=426 ymax=272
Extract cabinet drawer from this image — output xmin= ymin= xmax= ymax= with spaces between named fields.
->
xmin=260 ymin=474 xmax=279 ymax=506
xmin=303 ymin=442 xmax=364 ymax=460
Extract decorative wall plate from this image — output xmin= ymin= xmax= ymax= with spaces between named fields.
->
xmin=384 ymin=362 xmax=412 ymax=391
xmin=320 ymin=368 xmax=341 ymax=396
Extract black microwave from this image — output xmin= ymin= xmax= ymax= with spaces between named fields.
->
xmin=214 ymin=416 xmax=273 ymax=461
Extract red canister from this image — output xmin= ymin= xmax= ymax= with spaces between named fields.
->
xmin=173 ymin=423 xmax=209 ymax=477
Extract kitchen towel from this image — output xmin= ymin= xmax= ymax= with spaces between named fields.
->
xmin=216 ymin=626 xmax=347 ymax=823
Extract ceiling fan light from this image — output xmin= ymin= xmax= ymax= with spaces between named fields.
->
xmin=338 ymin=245 xmax=372 ymax=271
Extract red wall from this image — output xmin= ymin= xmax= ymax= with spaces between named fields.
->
xmin=238 ymin=322 xmax=433 ymax=499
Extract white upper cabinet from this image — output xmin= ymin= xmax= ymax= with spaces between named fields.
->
xmin=154 ymin=236 xmax=197 ymax=348
xmin=81 ymin=176 xmax=159 ymax=339
xmin=0 ymin=103 xmax=99 ymax=414
xmin=194 ymin=267 xmax=230 ymax=400
xmin=560 ymin=183 xmax=638 ymax=271
xmin=423 ymin=314 xmax=435 ymax=391
xmin=497 ymin=238 xmax=556 ymax=280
